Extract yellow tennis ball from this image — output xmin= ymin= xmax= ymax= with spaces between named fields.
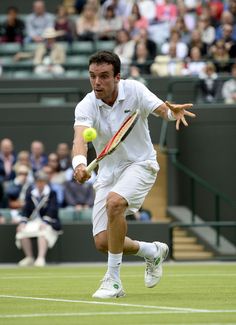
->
xmin=83 ymin=128 xmax=97 ymax=142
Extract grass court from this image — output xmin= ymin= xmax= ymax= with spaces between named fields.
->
xmin=0 ymin=262 xmax=236 ymax=325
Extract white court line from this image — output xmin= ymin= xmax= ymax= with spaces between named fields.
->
xmin=1 ymin=273 xmax=236 ymax=280
xmin=0 ymin=295 xmax=236 ymax=314
xmin=0 ymin=311 xmax=192 ymax=319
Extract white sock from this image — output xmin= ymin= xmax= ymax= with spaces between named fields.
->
xmin=107 ymin=252 xmax=123 ymax=282
xmin=135 ymin=241 xmax=159 ymax=259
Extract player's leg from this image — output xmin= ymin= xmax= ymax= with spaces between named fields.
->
xmin=111 ymin=161 xmax=169 ymax=289
xmin=92 ymin=192 xmax=127 ymax=298
xmin=92 ymin=161 xmax=168 ymax=298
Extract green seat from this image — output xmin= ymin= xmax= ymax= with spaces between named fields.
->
xmin=22 ymin=43 xmax=37 ymax=52
xmin=40 ymin=97 xmax=66 ymax=105
xmin=13 ymin=71 xmax=33 ymax=78
xmin=65 ymin=70 xmax=81 ymax=78
xmin=78 ymin=208 xmax=93 ymax=221
xmin=0 ymin=15 xmax=6 ymax=24
xmin=71 ymin=41 xmax=94 ymax=55
xmin=95 ymin=40 xmax=115 ymax=51
xmin=65 ymin=55 xmax=89 ymax=69
xmin=59 ymin=208 xmax=75 ymax=223
xmin=0 ymin=209 xmax=12 ymax=223
xmin=0 ymin=43 xmax=21 ymax=55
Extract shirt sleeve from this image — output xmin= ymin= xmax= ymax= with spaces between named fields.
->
xmin=74 ymin=94 xmax=95 ymax=127
xmin=134 ymin=80 xmax=164 ymax=117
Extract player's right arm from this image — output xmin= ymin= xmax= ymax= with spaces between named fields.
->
xmin=72 ymin=125 xmax=91 ymax=183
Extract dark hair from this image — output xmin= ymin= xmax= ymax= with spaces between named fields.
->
xmin=89 ymin=51 xmax=121 ymax=76
xmin=7 ymin=6 xmax=19 ymax=14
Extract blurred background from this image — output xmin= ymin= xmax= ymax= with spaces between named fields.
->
xmin=0 ymin=0 xmax=235 ymax=264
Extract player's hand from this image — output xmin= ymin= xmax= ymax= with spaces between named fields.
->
xmin=165 ymin=101 xmax=196 ymax=131
xmin=74 ymin=164 xmax=91 ymax=184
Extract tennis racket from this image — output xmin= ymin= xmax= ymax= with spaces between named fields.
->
xmin=86 ymin=110 xmax=139 ymax=173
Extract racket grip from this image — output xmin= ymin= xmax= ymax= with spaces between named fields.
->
xmin=86 ymin=159 xmax=98 ymax=174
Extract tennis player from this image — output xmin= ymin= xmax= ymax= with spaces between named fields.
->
xmin=72 ymin=51 xmax=195 ymax=298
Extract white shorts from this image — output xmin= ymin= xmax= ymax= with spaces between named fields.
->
xmin=92 ymin=160 xmax=159 ymax=236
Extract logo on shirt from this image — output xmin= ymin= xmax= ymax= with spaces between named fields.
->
xmin=124 ymin=109 xmax=131 ymax=113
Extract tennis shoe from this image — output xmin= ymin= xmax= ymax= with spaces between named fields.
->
xmin=92 ymin=275 xmax=125 ymax=299
xmin=18 ymin=256 xmax=34 ymax=267
xmin=144 ymin=241 xmax=169 ymax=288
xmin=34 ymin=257 xmax=46 ymax=267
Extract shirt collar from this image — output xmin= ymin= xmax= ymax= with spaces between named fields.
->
xmin=96 ymin=81 xmax=125 ymax=108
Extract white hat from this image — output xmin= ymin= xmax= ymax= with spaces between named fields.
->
xmin=42 ymin=27 xmax=65 ymax=39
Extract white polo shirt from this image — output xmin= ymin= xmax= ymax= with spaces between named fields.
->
xmin=74 ymin=79 xmax=163 ymax=184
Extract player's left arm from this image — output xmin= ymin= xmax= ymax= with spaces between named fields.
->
xmin=153 ymin=101 xmax=196 ymax=130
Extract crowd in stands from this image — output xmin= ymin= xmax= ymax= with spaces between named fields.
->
xmin=0 ymin=138 xmax=95 ymax=225
xmin=0 ymin=0 xmax=235 ymax=94
xmin=0 ymin=136 xmax=153 ymax=224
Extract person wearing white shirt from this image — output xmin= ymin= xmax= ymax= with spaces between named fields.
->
xmin=222 ymin=64 xmax=236 ymax=104
xmin=72 ymin=50 xmax=195 ymax=299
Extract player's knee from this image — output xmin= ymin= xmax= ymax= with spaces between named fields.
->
xmin=94 ymin=233 xmax=108 ymax=253
xmin=106 ymin=193 xmax=127 ymax=217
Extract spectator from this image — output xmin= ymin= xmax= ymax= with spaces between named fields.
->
xmin=13 ymin=150 xmax=34 ymax=184
xmin=155 ymin=0 xmax=178 ymax=26
xmin=99 ymin=5 xmax=123 ymax=40
xmin=15 ymin=27 xmax=66 ymax=76
xmin=0 ymin=6 xmax=25 ymax=44
xmin=114 ymin=29 xmax=135 ymax=70
xmin=25 ymin=0 xmax=54 ymax=43
xmin=54 ymin=5 xmax=75 ymax=44
xmin=138 ymin=0 xmax=156 ymax=23
xmin=63 ymin=175 xmax=95 ymax=220
xmin=132 ymin=40 xmax=152 ymax=74
xmin=30 ymin=141 xmax=48 ymax=173
xmin=123 ymin=3 xmax=149 ymax=37
xmin=222 ymin=63 xmax=236 ymax=104
xmin=133 ymin=28 xmax=157 ymax=60
xmin=209 ymin=39 xmax=231 ymax=73
xmin=196 ymin=0 xmax=224 ymax=26
xmin=197 ymin=14 xmax=216 ymax=47
xmin=177 ymin=0 xmax=198 ymax=31
xmin=33 ymin=27 xmax=66 ymax=76
xmin=5 ymin=165 xmax=32 ymax=224
xmin=174 ymin=16 xmax=191 ymax=45
xmin=227 ymin=0 xmax=236 ymax=21
xmin=184 ymin=46 xmax=206 ymax=76
xmin=151 ymin=42 xmax=185 ymax=76
xmin=188 ymin=29 xmax=208 ymax=57
xmin=47 ymin=152 xmax=67 ymax=184
xmin=199 ymin=62 xmax=219 ymax=103
xmin=16 ymin=170 xmax=61 ymax=267
xmin=161 ymin=28 xmax=188 ymax=59
xmin=101 ymin=0 xmax=131 ymax=18
xmin=75 ymin=3 xmax=100 ymax=41
xmin=56 ymin=143 xmax=71 ymax=171
xmin=215 ymin=11 xmax=236 ymax=41
xmin=42 ymin=165 xmax=65 ymax=207
xmin=123 ymin=15 xmax=140 ymax=40
xmin=0 ymin=138 xmax=16 ymax=183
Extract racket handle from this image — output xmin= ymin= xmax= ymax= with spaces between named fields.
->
xmin=86 ymin=159 xmax=98 ymax=174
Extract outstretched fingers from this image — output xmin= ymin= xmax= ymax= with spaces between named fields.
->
xmin=183 ymin=109 xmax=196 ymax=118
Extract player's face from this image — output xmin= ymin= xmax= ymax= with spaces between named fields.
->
xmin=89 ymin=63 xmax=120 ymax=106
